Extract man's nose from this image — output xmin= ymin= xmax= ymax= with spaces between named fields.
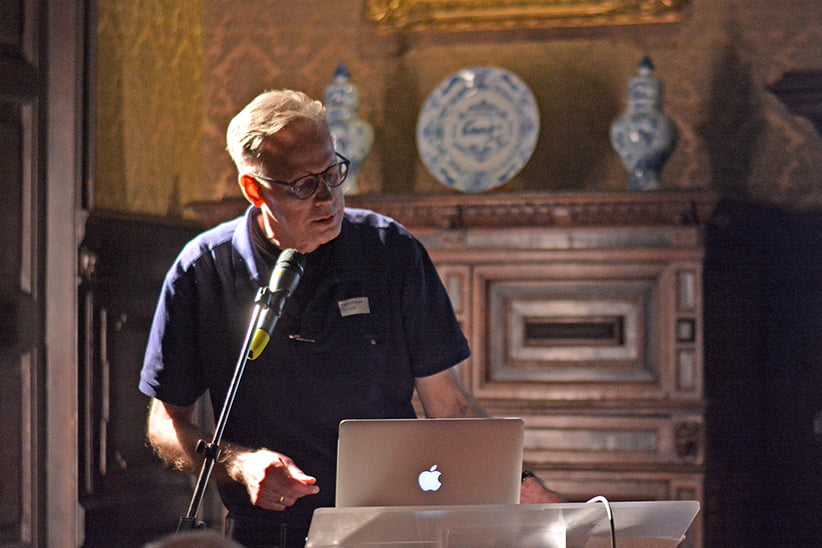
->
xmin=313 ymin=178 xmax=335 ymax=202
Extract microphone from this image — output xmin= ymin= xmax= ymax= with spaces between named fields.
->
xmin=247 ymin=248 xmax=306 ymax=360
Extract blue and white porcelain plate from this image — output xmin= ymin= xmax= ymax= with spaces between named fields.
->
xmin=416 ymin=66 xmax=540 ymax=193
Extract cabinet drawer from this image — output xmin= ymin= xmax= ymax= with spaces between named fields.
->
xmin=467 ymin=260 xmax=703 ymax=402
xmin=521 ymin=414 xmax=704 ymax=467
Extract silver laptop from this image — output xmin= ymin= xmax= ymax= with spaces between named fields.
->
xmin=335 ymin=418 xmax=524 ymax=507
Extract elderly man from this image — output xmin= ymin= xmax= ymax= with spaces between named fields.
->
xmin=139 ymin=89 xmax=562 ymax=548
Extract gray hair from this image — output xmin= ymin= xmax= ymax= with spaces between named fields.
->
xmin=226 ymin=89 xmax=326 ymax=172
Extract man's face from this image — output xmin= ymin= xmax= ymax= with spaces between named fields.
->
xmin=248 ymin=119 xmax=345 ymax=254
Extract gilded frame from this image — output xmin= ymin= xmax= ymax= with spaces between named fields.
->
xmin=366 ymin=0 xmax=690 ymax=32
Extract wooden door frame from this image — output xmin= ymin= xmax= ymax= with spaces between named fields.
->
xmin=44 ymin=0 xmax=86 ymax=544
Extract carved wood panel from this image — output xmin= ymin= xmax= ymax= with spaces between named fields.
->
xmin=358 ymin=192 xmax=711 ymax=548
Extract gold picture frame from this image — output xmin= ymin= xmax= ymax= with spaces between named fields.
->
xmin=366 ymin=0 xmax=690 ymax=32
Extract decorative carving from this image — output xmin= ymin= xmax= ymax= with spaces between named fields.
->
xmin=674 ymin=421 xmax=701 ymax=460
xmin=349 ymin=192 xmax=715 ymax=230
xmin=79 ymin=247 xmax=99 ymax=284
xmin=366 ymin=0 xmax=691 ymax=32
xmin=186 ymin=192 xmax=716 ymax=230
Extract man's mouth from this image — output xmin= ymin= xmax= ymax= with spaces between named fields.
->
xmin=312 ymin=211 xmax=337 ymax=225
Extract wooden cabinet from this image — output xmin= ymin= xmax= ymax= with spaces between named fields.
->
xmin=79 ymin=213 xmax=212 ymax=546
xmin=349 ymin=191 xmax=714 ymax=548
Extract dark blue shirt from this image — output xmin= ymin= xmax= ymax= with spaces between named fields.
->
xmin=139 ymin=206 xmax=470 ymax=529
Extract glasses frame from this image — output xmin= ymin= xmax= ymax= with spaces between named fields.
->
xmin=251 ymin=152 xmax=350 ymax=200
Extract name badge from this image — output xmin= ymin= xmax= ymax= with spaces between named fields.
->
xmin=338 ymin=297 xmax=370 ymax=317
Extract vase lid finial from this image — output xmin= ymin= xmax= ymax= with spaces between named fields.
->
xmin=334 ymin=62 xmax=350 ymax=81
xmin=638 ymin=55 xmax=654 ymax=74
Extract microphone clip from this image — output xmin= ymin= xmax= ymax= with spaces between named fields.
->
xmin=255 ymin=285 xmax=283 ymax=309
xmin=254 ymin=285 xmax=291 ymax=320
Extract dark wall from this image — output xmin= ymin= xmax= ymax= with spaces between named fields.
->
xmin=704 ymin=200 xmax=822 ymax=546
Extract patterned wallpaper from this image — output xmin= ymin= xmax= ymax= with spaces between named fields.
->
xmin=95 ymin=0 xmax=205 ymax=215
xmin=95 ymin=0 xmax=822 ymax=217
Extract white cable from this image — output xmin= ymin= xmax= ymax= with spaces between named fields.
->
xmin=586 ymin=495 xmax=616 ymax=548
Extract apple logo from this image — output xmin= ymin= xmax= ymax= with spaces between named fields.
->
xmin=417 ymin=464 xmax=443 ymax=492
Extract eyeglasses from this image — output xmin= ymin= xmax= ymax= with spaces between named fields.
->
xmin=252 ymin=152 xmax=350 ymax=200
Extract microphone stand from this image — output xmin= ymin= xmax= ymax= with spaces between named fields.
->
xmin=176 ymin=284 xmax=283 ymax=533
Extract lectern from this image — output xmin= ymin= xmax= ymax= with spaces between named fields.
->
xmin=305 ymin=501 xmax=699 ymax=548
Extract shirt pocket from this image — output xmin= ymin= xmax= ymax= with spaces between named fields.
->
xmin=289 ymin=279 xmax=389 ymax=369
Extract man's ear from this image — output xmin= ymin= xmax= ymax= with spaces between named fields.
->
xmin=239 ymin=174 xmax=265 ymax=207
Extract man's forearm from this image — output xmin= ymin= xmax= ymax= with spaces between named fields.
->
xmin=146 ymin=400 xmax=209 ymax=474
xmin=146 ymin=399 xmax=248 ymax=483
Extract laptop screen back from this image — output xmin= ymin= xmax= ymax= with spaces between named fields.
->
xmin=335 ymin=418 xmax=524 ymax=508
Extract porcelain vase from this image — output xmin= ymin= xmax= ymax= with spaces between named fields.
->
xmin=324 ymin=63 xmax=373 ymax=195
xmin=610 ymin=56 xmax=678 ymax=191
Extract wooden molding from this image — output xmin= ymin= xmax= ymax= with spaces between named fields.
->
xmin=350 ymin=191 xmax=716 ymax=229
xmin=186 ymin=191 xmax=717 ymax=230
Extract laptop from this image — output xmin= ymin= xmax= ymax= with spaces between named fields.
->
xmin=334 ymin=417 xmax=524 ymax=508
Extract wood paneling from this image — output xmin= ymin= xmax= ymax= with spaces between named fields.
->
xmin=350 ymin=191 xmax=711 ymax=548
xmin=0 ymin=1 xmax=42 ymax=545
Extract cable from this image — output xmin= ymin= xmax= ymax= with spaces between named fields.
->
xmin=586 ymin=495 xmax=616 ymax=548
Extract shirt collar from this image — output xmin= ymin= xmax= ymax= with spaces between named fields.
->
xmin=232 ymin=205 xmax=264 ymax=284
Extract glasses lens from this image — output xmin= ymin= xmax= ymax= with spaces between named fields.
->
xmin=291 ymin=160 xmax=349 ymax=199
xmin=323 ymin=162 xmax=348 ymax=188
xmin=292 ymin=176 xmax=320 ymax=200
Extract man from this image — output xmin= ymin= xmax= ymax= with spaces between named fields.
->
xmin=140 ymin=89 xmax=562 ymax=548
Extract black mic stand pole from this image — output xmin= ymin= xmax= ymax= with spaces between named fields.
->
xmin=176 ymin=284 xmax=283 ymax=533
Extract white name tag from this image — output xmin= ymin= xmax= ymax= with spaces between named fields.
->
xmin=338 ymin=297 xmax=371 ymax=317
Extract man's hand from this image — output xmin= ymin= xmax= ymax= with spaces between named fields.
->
xmin=228 ymin=448 xmax=320 ymax=511
xmin=146 ymin=399 xmax=320 ymax=512
xmin=520 ymin=474 xmax=567 ymax=504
